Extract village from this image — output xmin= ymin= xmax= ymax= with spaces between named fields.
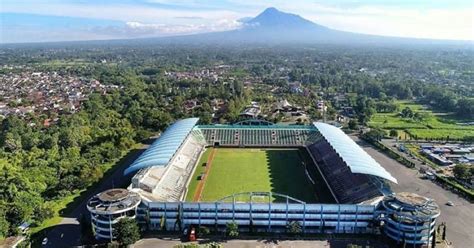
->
xmin=0 ymin=69 xmax=119 ymax=125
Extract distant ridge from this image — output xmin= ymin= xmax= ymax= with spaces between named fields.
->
xmin=4 ymin=7 xmax=472 ymax=46
xmin=161 ymin=7 xmax=418 ymax=44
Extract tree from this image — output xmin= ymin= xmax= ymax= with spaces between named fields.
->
xmin=362 ymin=128 xmax=386 ymax=142
xmin=453 ymin=164 xmax=472 ymax=181
xmin=457 ymin=98 xmax=474 ymax=119
xmin=400 ymin=107 xmax=414 ymax=118
xmin=226 ymin=221 xmax=239 ymax=238
xmin=442 ymin=224 xmax=446 ymax=241
xmin=354 ymin=96 xmax=375 ymax=125
xmin=286 ymin=221 xmax=302 ymax=235
xmin=0 ymin=213 xmax=9 ymax=238
xmin=34 ymin=203 xmax=54 ymax=223
xmin=114 ymin=218 xmax=140 ymax=246
xmin=389 ymin=129 xmax=398 ymax=137
xmin=348 ymin=119 xmax=357 ymax=130
xmin=160 ymin=215 xmax=166 ymax=231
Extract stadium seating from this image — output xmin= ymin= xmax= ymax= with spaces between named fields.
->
xmin=307 ymin=140 xmax=381 ymax=204
xmin=199 ymin=126 xmax=321 ymax=147
xmin=132 ymin=131 xmax=206 ymax=202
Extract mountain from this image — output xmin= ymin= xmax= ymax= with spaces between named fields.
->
xmin=245 ymin=7 xmax=326 ymax=31
xmin=182 ymin=7 xmax=338 ymax=43
xmin=158 ymin=7 xmax=388 ymax=45
xmin=10 ymin=7 xmax=467 ymax=46
xmin=162 ymin=7 xmax=461 ymax=46
xmin=219 ymin=7 xmax=338 ymax=42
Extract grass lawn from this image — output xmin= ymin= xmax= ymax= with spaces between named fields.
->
xmin=186 ymin=148 xmax=318 ymax=203
xmin=29 ymin=192 xmax=83 ymax=234
xmin=369 ymin=100 xmax=474 ymax=140
xmin=185 ymin=149 xmax=212 ymax=201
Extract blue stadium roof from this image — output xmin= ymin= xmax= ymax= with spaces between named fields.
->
xmin=124 ymin=118 xmax=199 ymax=175
xmin=313 ymin=122 xmax=398 ymax=184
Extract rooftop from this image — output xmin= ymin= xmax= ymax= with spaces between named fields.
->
xmin=314 ymin=122 xmax=397 ymax=183
xmin=383 ymin=192 xmax=440 ymax=220
xmin=98 ymin=188 xmax=131 ymax=203
xmin=124 ymin=118 xmax=199 ymax=175
xmin=87 ymin=189 xmax=141 ymax=214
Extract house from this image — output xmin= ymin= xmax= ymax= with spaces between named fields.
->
xmin=273 ymin=99 xmax=305 ymax=117
xmin=240 ymin=102 xmax=261 ymax=119
xmin=240 ymin=107 xmax=261 ymax=118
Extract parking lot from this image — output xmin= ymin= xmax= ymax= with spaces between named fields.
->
xmin=352 ymin=136 xmax=473 ymax=248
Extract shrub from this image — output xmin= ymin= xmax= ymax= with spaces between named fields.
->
xmin=173 ymin=243 xmax=223 ymax=248
xmin=226 ymin=221 xmax=239 ymax=238
xmin=113 ymin=218 xmax=140 ymax=246
xmin=197 ymin=226 xmax=210 ymax=237
xmin=286 ymin=221 xmax=302 ymax=235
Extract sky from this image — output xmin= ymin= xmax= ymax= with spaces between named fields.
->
xmin=1 ymin=0 xmax=473 ymax=43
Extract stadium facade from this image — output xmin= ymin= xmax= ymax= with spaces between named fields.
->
xmin=87 ymin=118 xmax=440 ymax=245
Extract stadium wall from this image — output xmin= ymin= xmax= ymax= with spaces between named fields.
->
xmin=137 ymin=201 xmax=378 ymax=234
xmin=133 ymin=195 xmax=438 ymax=245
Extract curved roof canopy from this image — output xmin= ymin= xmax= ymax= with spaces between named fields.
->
xmin=124 ymin=118 xmax=199 ymax=175
xmin=313 ymin=122 xmax=398 ymax=184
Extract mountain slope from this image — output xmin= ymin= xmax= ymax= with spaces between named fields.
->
xmin=166 ymin=7 xmax=380 ymax=44
xmin=49 ymin=7 xmax=467 ymax=46
xmin=246 ymin=7 xmax=326 ymax=30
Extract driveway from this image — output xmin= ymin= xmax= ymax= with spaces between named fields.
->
xmin=352 ymin=136 xmax=473 ymax=248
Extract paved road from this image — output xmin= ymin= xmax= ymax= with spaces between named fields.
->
xmin=352 ymin=136 xmax=474 ymax=248
xmin=44 ymin=145 xmax=148 ymax=248
xmin=135 ymin=239 xmax=327 ymax=248
xmin=135 ymin=238 xmax=387 ymax=248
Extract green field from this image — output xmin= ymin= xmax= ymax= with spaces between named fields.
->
xmin=369 ymin=101 xmax=474 ymax=140
xmin=186 ymin=148 xmax=322 ymax=203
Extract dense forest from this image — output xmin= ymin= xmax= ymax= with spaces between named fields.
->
xmin=0 ymin=43 xmax=473 ymax=237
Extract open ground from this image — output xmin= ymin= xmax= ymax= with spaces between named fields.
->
xmin=186 ymin=148 xmax=325 ymax=203
xmin=352 ymin=136 xmax=474 ymax=248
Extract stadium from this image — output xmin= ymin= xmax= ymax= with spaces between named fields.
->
xmin=87 ymin=118 xmax=440 ymax=246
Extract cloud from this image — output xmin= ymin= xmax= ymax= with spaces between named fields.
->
xmin=218 ymin=0 xmax=474 ymax=40
xmin=214 ymin=0 xmax=474 ymax=40
xmin=175 ymin=16 xmax=205 ymax=20
xmin=303 ymin=5 xmax=474 ymax=40
xmin=1 ymin=0 xmax=473 ymax=42
xmin=1 ymin=2 xmax=241 ymax=24
xmin=121 ymin=19 xmax=243 ymax=36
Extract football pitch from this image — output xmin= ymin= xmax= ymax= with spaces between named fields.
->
xmin=186 ymin=148 xmax=327 ymax=203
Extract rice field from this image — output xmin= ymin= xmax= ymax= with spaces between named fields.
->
xmin=369 ymin=101 xmax=474 ymax=140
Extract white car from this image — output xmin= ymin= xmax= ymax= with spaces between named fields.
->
xmin=42 ymin=237 xmax=48 ymax=245
xmin=446 ymin=201 xmax=454 ymax=206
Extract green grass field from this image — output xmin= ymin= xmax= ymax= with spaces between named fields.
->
xmin=186 ymin=148 xmax=321 ymax=203
xmin=368 ymin=100 xmax=474 ymax=140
